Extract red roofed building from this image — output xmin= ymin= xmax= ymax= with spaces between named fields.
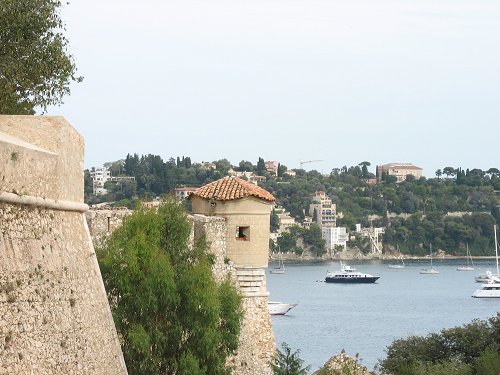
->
xmin=190 ymin=176 xmax=275 ymax=268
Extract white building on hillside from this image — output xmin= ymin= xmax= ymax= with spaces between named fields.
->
xmin=322 ymin=227 xmax=349 ymax=255
xmin=90 ymin=167 xmax=111 ymax=195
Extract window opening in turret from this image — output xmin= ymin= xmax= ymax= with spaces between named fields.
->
xmin=236 ymin=226 xmax=250 ymax=241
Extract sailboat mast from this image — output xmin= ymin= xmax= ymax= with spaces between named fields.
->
xmin=495 ymin=225 xmax=499 ymax=276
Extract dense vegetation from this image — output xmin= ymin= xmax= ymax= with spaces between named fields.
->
xmin=0 ymin=0 xmax=82 ymax=114
xmin=87 ymin=154 xmax=499 ymax=256
xmin=378 ymin=313 xmax=500 ymax=375
xmin=97 ymin=198 xmax=243 ymax=374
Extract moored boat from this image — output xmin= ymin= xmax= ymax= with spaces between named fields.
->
xmin=388 ymin=245 xmax=405 ymax=269
xmin=268 ymin=301 xmax=297 ymax=315
xmin=475 ymin=271 xmax=495 ymax=283
xmin=325 ymin=262 xmax=379 ymax=283
xmin=472 ymin=276 xmax=500 ymax=298
xmin=474 ymin=225 xmax=500 ymax=284
xmin=457 ymin=243 xmax=474 ymax=271
xmin=420 ymin=244 xmax=439 ymax=274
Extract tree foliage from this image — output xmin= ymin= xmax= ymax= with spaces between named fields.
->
xmin=378 ymin=314 xmax=500 ymax=375
xmin=270 ymin=342 xmax=310 ymax=375
xmin=0 ymin=0 xmax=82 ymax=114
xmin=97 ymin=198 xmax=243 ymax=374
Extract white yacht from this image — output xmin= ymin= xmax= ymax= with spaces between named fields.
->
xmin=325 ymin=262 xmax=380 ymax=283
xmin=472 ymin=276 xmax=500 ymax=298
xmin=268 ymin=301 xmax=297 ymax=315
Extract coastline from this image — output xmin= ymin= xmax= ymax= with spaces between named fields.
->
xmin=269 ymin=250 xmax=498 ymax=263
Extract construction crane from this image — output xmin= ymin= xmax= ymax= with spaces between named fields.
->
xmin=299 ymin=160 xmax=323 ymax=168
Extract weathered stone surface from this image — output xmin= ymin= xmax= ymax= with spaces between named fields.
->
xmin=0 ymin=116 xmax=127 ymax=374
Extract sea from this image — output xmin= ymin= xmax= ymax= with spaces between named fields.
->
xmin=267 ymin=259 xmax=500 ymax=373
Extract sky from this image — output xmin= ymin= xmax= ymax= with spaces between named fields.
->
xmin=47 ymin=0 xmax=500 ymax=176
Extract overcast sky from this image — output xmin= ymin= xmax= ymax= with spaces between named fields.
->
xmin=47 ymin=0 xmax=500 ymax=176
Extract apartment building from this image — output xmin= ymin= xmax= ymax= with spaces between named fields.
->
xmin=309 ymin=191 xmax=336 ymax=227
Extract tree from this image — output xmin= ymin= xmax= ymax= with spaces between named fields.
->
xmin=257 ymin=157 xmax=266 ymax=176
xmin=0 ymin=0 xmax=82 ymax=114
xmin=378 ymin=314 xmax=500 ymax=375
xmin=214 ymin=159 xmax=232 ymax=175
xmin=238 ymin=160 xmax=254 ymax=172
xmin=97 ymin=198 xmax=243 ymax=374
xmin=278 ymin=163 xmax=288 ymax=178
xmin=443 ymin=167 xmax=456 ymax=178
xmin=270 ymin=342 xmax=310 ymax=375
xmin=435 ymin=169 xmax=442 ymax=179
xmin=270 ymin=210 xmax=280 ymax=233
xmin=358 ymin=161 xmax=371 ymax=178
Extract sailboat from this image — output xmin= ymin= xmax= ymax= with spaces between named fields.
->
xmin=388 ymin=245 xmax=405 ymax=269
xmin=270 ymin=248 xmax=285 ymax=274
xmin=420 ymin=244 xmax=439 ymax=274
xmin=456 ymin=243 xmax=474 ymax=271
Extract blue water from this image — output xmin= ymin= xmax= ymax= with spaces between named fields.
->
xmin=267 ymin=259 xmax=500 ymax=373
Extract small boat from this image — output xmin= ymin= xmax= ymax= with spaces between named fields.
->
xmin=325 ymin=262 xmax=379 ymax=283
xmin=472 ymin=276 xmax=500 ymax=298
xmin=457 ymin=243 xmax=474 ymax=271
xmin=474 ymin=225 xmax=500 ymax=283
xmin=270 ymin=249 xmax=285 ymax=274
xmin=475 ymin=271 xmax=495 ymax=283
xmin=268 ymin=301 xmax=297 ymax=315
xmin=420 ymin=244 xmax=439 ymax=274
xmin=388 ymin=245 xmax=405 ymax=269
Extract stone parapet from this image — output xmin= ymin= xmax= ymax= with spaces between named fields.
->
xmin=0 ymin=116 xmax=127 ymax=374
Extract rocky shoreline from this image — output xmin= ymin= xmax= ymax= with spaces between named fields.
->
xmin=270 ymin=248 xmax=497 ymax=262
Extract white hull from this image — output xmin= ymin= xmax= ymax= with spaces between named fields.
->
xmin=472 ymin=282 xmax=500 ymax=298
xmin=270 ymin=267 xmax=285 ymax=274
xmin=421 ymin=244 xmax=439 ymax=274
xmin=420 ymin=268 xmax=439 ymax=274
xmin=475 ymin=273 xmax=495 ymax=283
xmin=457 ymin=266 xmax=474 ymax=271
xmin=268 ymin=301 xmax=297 ymax=315
xmin=388 ymin=264 xmax=405 ymax=269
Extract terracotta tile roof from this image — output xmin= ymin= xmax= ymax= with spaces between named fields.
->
xmin=190 ymin=176 xmax=275 ymax=202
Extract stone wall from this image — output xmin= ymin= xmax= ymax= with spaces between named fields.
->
xmin=191 ymin=214 xmax=275 ymax=375
xmin=85 ymin=207 xmax=132 ymax=245
xmin=0 ymin=116 xmax=127 ymax=374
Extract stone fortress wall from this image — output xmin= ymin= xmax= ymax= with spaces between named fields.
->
xmin=0 ymin=116 xmax=127 ymax=374
xmin=190 ymin=214 xmax=275 ymax=375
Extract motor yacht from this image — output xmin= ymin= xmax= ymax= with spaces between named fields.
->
xmin=472 ymin=276 xmax=500 ymax=298
xmin=325 ymin=262 xmax=379 ymax=283
xmin=268 ymin=301 xmax=297 ymax=315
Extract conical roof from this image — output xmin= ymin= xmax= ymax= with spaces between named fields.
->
xmin=190 ymin=176 xmax=275 ymax=202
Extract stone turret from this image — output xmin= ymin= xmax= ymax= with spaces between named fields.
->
xmin=190 ymin=176 xmax=276 ymax=375
xmin=190 ymin=176 xmax=275 ymax=268
xmin=0 ymin=116 xmax=127 ymax=374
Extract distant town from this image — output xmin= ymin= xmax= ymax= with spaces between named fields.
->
xmin=86 ymin=156 xmax=499 ymax=258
